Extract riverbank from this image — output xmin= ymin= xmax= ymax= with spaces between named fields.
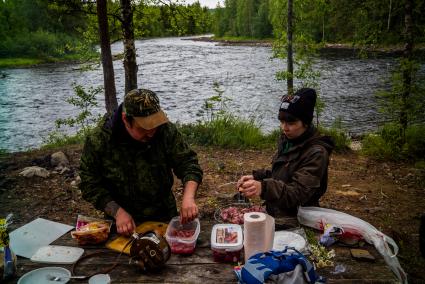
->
xmin=0 ymin=144 xmax=424 ymax=280
xmin=188 ymin=36 xmax=425 ymax=57
xmin=0 ymin=58 xmax=45 ymax=69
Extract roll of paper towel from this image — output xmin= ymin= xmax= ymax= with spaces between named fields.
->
xmin=243 ymin=212 xmax=275 ymax=262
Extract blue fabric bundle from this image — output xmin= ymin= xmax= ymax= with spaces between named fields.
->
xmin=235 ymin=247 xmax=324 ymax=284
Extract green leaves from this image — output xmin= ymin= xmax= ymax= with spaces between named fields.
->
xmin=55 ymin=84 xmax=102 ymax=132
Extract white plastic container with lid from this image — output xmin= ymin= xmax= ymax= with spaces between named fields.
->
xmin=211 ymin=224 xmax=243 ymax=263
xmin=165 ymin=217 xmax=200 ymax=255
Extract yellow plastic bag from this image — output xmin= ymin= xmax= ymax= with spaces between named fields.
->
xmin=71 ymin=215 xmax=112 ymax=245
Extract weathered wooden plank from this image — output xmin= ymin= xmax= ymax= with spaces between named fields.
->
xmin=5 ymin=220 xmax=398 ymax=283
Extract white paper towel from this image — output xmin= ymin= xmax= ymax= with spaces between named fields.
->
xmin=243 ymin=212 xmax=275 ymax=262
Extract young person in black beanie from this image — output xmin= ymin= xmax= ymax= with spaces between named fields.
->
xmin=237 ymin=88 xmax=334 ymax=226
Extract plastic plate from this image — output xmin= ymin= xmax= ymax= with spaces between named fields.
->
xmin=17 ymin=266 xmax=71 ymax=284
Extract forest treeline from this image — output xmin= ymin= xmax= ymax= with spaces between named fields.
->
xmin=0 ymin=0 xmax=212 ymax=59
xmin=1 ymin=0 xmax=425 ymax=59
xmin=213 ymin=0 xmax=425 ymax=44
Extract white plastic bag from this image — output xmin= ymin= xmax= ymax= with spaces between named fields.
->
xmin=297 ymin=206 xmax=407 ymax=283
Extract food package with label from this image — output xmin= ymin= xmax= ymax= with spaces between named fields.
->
xmin=211 ymin=224 xmax=243 ymax=263
xmin=71 ymin=215 xmax=112 ymax=245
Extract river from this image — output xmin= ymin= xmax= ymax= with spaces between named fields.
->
xmin=0 ymin=36 xmax=404 ymax=152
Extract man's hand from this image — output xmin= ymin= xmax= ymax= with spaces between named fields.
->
xmin=115 ymin=207 xmax=136 ymax=236
xmin=238 ymin=178 xmax=262 ymax=198
xmin=181 ymin=196 xmax=198 ymax=224
xmin=180 ymin=180 xmax=199 ymax=224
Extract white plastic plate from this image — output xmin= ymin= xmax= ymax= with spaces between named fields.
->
xmin=30 ymin=245 xmax=84 ymax=264
xmin=272 ymin=231 xmax=307 ymax=252
xmin=17 ymin=266 xmax=71 ymax=284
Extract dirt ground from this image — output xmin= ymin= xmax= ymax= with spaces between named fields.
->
xmin=1 ymin=144 xmax=424 ymax=281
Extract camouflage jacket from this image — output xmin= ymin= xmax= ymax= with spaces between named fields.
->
xmin=253 ymin=126 xmax=334 ymax=218
xmin=79 ymin=104 xmax=203 ymax=222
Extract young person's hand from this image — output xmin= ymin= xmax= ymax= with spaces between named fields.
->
xmin=239 ymin=179 xmax=262 ymax=198
xmin=237 ymin=175 xmax=254 ymax=189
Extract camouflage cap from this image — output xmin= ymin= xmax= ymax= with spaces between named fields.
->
xmin=123 ymin=89 xmax=169 ymax=130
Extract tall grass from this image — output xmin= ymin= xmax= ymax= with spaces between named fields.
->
xmin=178 ymin=114 xmax=279 ymax=149
xmin=41 ymin=130 xmax=88 ymax=150
xmin=318 ymin=118 xmax=351 ymax=152
xmin=179 ymin=114 xmax=352 ymax=152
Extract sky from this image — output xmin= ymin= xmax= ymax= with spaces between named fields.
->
xmin=184 ymin=0 xmax=223 ymax=8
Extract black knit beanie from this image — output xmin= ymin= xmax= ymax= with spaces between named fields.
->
xmin=278 ymin=88 xmax=317 ymax=125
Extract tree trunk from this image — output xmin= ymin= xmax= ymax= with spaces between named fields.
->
xmin=400 ymin=0 xmax=413 ymax=145
xmin=286 ymin=0 xmax=294 ymax=96
xmin=120 ymin=0 xmax=138 ymax=94
xmin=387 ymin=0 xmax=392 ymax=31
xmin=97 ymin=0 xmax=118 ymax=114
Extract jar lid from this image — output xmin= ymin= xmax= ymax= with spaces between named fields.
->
xmin=211 ymin=224 xmax=243 ymax=251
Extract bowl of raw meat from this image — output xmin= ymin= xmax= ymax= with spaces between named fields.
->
xmin=214 ymin=203 xmax=266 ymax=225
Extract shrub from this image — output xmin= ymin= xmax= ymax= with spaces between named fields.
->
xmin=0 ymin=149 xmax=8 ymax=157
xmin=42 ymin=84 xmax=101 ymax=150
xmin=318 ymin=126 xmax=351 ymax=153
xmin=405 ymin=124 xmax=425 ymax=160
xmin=361 ymin=123 xmax=425 ymax=161
xmin=41 ymin=130 xmax=88 ymax=150
xmin=318 ymin=118 xmax=351 ymax=152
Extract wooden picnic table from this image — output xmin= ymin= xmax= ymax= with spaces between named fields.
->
xmin=7 ymin=220 xmax=397 ymax=283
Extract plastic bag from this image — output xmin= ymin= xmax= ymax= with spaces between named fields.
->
xmin=71 ymin=215 xmax=112 ymax=245
xmin=0 ymin=214 xmax=17 ymax=280
xmin=297 ymin=206 xmax=407 ymax=283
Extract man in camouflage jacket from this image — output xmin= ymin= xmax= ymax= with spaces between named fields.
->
xmin=79 ymin=89 xmax=203 ymax=235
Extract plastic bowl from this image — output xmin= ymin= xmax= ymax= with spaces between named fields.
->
xmin=165 ymin=217 xmax=200 ymax=255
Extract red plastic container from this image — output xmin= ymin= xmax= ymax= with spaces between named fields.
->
xmin=165 ymin=217 xmax=200 ymax=255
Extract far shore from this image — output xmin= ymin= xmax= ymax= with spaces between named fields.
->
xmin=185 ymin=36 xmax=425 ymax=57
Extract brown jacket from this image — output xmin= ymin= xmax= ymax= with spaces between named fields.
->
xmin=253 ymin=126 xmax=334 ymax=219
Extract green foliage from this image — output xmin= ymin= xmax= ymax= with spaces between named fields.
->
xmin=55 ymin=84 xmax=102 ymax=132
xmin=178 ymin=115 xmax=278 ymax=149
xmin=0 ymin=0 xmax=92 ymax=59
xmin=0 ymin=31 xmax=85 ymax=59
xmin=271 ymin=1 xmax=322 ymax=92
xmin=198 ymin=82 xmax=231 ymax=122
xmin=43 ymin=84 xmax=102 ymax=149
xmin=133 ymin=2 xmax=212 ymax=37
xmin=361 ymin=123 xmax=425 ymax=161
xmin=318 ymin=118 xmax=351 ymax=153
xmin=179 ymin=81 xmax=278 ymax=149
xmin=213 ymin=0 xmax=425 ymax=45
xmin=213 ymin=0 xmax=272 ymax=38
xmin=0 ymin=148 xmax=8 ymax=157
xmin=42 ymin=130 xmax=87 ymax=150
xmin=0 ymin=58 xmax=44 ymax=68
xmin=0 ymin=0 xmax=211 ymax=62
xmin=377 ymin=58 xmax=425 ymax=126
xmin=273 ymin=34 xmax=321 ymax=89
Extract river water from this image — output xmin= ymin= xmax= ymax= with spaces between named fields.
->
xmin=0 ymin=36 xmax=404 ymax=152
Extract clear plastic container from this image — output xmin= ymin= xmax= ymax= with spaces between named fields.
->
xmin=165 ymin=217 xmax=200 ymax=255
xmin=211 ymin=224 xmax=243 ymax=263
